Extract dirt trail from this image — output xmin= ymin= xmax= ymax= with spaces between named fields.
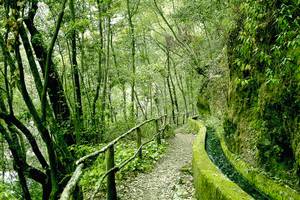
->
xmin=118 ymin=133 xmax=196 ymax=200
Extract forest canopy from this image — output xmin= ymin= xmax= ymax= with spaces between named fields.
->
xmin=0 ymin=0 xmax=299 ymax=199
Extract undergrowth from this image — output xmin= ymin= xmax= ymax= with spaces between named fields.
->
xmin=71 ymin=139 xmax=168 ymax=198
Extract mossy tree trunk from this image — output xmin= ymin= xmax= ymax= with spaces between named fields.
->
xmin=92 ymin=0 xmax=104 ymax=133
xmin=69 ymin=0 xmax=83 ymax=138
xmin=24 ymin=0 xmax=75 ymax=146
xmin=126 ymin=0 xmax=140 ymax=120
xmin=0 ymin=0 xmax=79 ymax=199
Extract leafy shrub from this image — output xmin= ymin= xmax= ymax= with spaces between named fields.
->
xmin=74 ymin=139 xmax=167 ymax=197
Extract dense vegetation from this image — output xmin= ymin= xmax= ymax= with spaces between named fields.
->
xmin=225 ymin=0 xmax=300 ymax=188
xmin=168 ymin=0 xmax=300 ymax=193
xmin=175 ymin=0 xmax=300 ymax=191
xmin=0 ymin=0 xmax=200 ymax=199
xmin=0 ymin=0 xmax=299 ymax=199
xmin=182 ymin=0 xmax=300 ymax=191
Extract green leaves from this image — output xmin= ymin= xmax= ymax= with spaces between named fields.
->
xmin=76 ymin=139 xmax=167 ymax=195
xmin=65 ymin=19 xmax=89 ymax=37
xmin=227 ymin=0 xmax=300 ymax=184
xmin=0 ymin=182 xmax=19 ymax=200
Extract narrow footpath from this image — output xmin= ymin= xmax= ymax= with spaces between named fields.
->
xmin=118 ymin=132 xmax=196 ymax=200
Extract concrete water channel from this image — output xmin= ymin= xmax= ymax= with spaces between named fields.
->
xmin=205 ymin=127 xmax=270 ymax=200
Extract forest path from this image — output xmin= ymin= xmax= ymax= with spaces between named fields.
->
xmin=118 ymin=131 xmax=196 ymax=200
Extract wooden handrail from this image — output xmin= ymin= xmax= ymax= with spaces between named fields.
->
xmin=59 ymin=112 xmax=197 ymax=200
xmin=60 ymin=164 xmax=84 ymax=200
xmin=60 ymin=115 xmax=168 ymax=200
xmin=90 ymin=125 xmax=168 ymax=199
xmin=76 ymin=115 xmax=166 ymax=165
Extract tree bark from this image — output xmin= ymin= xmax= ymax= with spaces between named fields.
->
xmin=92 ymin=0 xmax=104 ymax=128
xmin=0 ymin=125 xmax=32 ymax=200
xmin=126 ymin=0 xmax=138 ymax=120
xmin=110 ymin=29 xmax=127 ymax=121
xmin=166 ymin=49 xmax=176 ymax=124
xmin=69 ymin=0 xmax=83 ymax=138
xmin=169 ymin=68 xmax=179 ymax=123
xmin=15 ymin=43 xmax=60 ymax=199
xmin=100 ymin=2 xmax=112 ymax=139
xmin=24 ymin=0 xmax=75 ymax=146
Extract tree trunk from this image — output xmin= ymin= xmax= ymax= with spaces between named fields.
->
xmin=69 ymin=0 xmax=83 ymax=139
xmin=134 ymin=91 xmax=147 ymax=120
xmin=108 ymin=84 xmax=115 ymax=123
xmin=126 ymin=0 xmax=137 ymax=120
xmin=100 ymin=5 xmax=112 ymax=139
xmin=24 ymin=1 xmax=75 ymax=146
xmin=92 ymin=0 xmax=104 ymax=128
xmin=169 ymin=68 xmax=179 ymax=124
xmin=122 ymin=84 xmax=128 ymax=121
xmin=110 ymin=29 xmax=127 ymax=122
xmin=172 ymin=60 xmax=188 ymax=120
xmin=149 ymin=86 xmax=153 ymax=117
xmin=177 ymin=72 xmax=189 ymax=116
xmin=15 ymin=43 xmax=60 ymax=199
xmin=166 ymin=49 xmax=176 ymax=124
xmin=0 ymin=125 xmax=31 ymax=200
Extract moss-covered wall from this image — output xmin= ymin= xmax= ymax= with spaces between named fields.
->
xmin=190 ymin=119 xmax=252 ymax=200
xmin=225 ymin=0 xmax=300 ymax=185
xmin=216 ymin=126 xmax=300 ymax=200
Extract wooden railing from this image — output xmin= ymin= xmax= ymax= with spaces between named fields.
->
xmin=60 ymin=115 xmax=168 ymax=200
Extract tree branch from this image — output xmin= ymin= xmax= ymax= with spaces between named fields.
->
xmin=0 ymin=112 xmax=48 ymax=169
xmin=41 ymin=0 xmax=68 ymax=122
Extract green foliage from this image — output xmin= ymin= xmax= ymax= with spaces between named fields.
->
xmin=117 ymin=141 xmax=167 ymax=177
xmin=28 ymin=181 xmax=43 ymax=200
xmin=163 ymin=124 xmax=176 ymax=138
xmin=0 ymin=0 xmax=208 ymax=198
xmin=196 ymin=96 xmax=210 ymax=115
xmin=65 ymin=19 xmax=90 ymax=37
xmin=0 ymin=181 xmax=39 ymax=200
xmin=226 ymin=0 xmax=300 ymax=186
xmin=223 ymin=118 xmax=238 ymax=152
xmin=0 ymin=183 xmax=18 ymax=200
xmin=105 ymin=119 xmax=135 ymax=142
xmin=219 ymin=124 xmax=300 ymax=200
xmin=75 ymin=139 xmax=167 ymax=196
xmin=31 ymin=33 xmax=44 ymax=46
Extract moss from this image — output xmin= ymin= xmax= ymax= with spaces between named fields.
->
xmin=216 ymin=126 xmax=300 ymax=200
xmin=197 ymin=96 xmax=210 ymax=115
xmin=190 ymin=119 xmax=252 ymax=200
xmin=223 ymin=117 xmax=238 ymax=153
xmin=31 ymin=33 xmax=44 ymax=47
xmin=226 ymin=0 xmax=300 ymax=183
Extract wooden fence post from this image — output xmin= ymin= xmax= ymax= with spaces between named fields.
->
xmin=137 ymin=127 xmax=142 ymax=159
xmin=106 ymin=145 xmax=117 ymax=200
xmin=160 ymin=118 xmax=165 ymax=139
xmin=155 ymin=119 xmax=161 ymax=145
